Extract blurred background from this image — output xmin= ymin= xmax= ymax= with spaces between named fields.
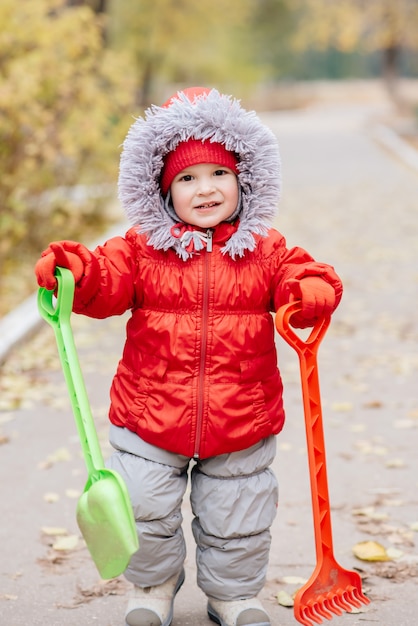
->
xmin=1 ymin=0 xmax=418 ymax=315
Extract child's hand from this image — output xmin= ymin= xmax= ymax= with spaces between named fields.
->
xmin=35 ymin=241 xmax=86 ymax=290
xmin=288 ymin=277 xmax=336 ymax=328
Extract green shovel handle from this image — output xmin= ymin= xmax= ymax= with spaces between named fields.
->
xmin=38 ymin=267 xmax=105 ymax=476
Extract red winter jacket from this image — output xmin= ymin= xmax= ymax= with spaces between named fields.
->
xmin=69 ymin=223 xmax=342 ymax=459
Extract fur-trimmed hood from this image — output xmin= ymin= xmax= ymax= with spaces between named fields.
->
xmin=118 ymin=87 xmax=281 ymax=260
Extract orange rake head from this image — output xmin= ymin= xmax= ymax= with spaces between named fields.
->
xmin=294 ymin=554 xmax=369 ymax=626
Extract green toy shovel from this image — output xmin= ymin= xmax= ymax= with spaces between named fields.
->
xmin=38 ymin=267 xmax=139 ymax=579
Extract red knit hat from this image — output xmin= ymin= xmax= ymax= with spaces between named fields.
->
xmin=161 ymin=139 xmax=238 ymax=196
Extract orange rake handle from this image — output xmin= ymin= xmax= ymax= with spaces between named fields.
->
xmin=275 ymin=302 xmax=369 ymax=625
xmin=275 ymin=302 xmax=332 ymax=564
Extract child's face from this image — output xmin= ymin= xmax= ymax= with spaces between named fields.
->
xmin=170 ymin=163 xmax=239 ymax=229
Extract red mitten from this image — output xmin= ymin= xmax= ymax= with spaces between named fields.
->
xmin=288 ymin=276 xmax=336 ymax=328
xmin=35 ymin=241 xmax=86 ymax=290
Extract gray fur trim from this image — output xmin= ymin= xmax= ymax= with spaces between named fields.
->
xmin=118 ymin=89 xmax=281 ymax=259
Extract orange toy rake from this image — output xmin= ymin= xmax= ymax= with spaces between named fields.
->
xmin=275 ymin=302 xmax=369 ymax=626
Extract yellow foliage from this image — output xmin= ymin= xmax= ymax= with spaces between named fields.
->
xmin=0 ymin=0 xmax=136 ymax=265
xmin=108 ymin=0 xmax=256 ymax=99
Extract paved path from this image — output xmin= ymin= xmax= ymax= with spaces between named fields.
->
xmin=1 ymin=101 xmax=417 ymax=625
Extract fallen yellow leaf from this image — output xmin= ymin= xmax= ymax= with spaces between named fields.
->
xmin=349 ymin=423 xmax=366 ymax=433
xmin=53 ymin=535 xmax=79 ymax=551
xmin=385 ymin=458 xmax=406 ymax=469
xmin=331 ymin=402 xmax=353 ymax=412
xmin=381 ymin=498 xmax=403 ymax=507
xmin=65 ymin=488 xmax=81 ymax=499
xmin=41 ymin=527 xmax=69 ymax=536
xmin=355 ymin=440 xmax=388 ymax=456
xmin=38 ymin=447 xmax=72 ymax=469
xmin=43 ymin=492 xmax=60 ymax=503
xmin=351 ymin=506 xmax=389 ymax=521
xmin=277 ymin=590 xmax=294 ymax=607
xmin=280 ymin=575 xmax=307 ymax=585
xmin=386 ymin=547 xmax=403 ymax=560
xmin=353 ymin=540 xmax=390 ymax=562
xmin=352 ymin=506 xmax=375 ymax=517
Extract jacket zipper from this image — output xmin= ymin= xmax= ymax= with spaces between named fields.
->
xmin=194 ymin=229 xmax=213 ymax=459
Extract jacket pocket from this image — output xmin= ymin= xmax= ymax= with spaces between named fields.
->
xmin=123 ymin=349 xmax=169 ymax=382
xmin=114 ymin=356 xmax=169 ymax=430
xmin=239 ymin=348 xmax=278 ymax=384
xmin=247 ymin=380 xmax=272 ymax=434
xmin=239 ymin=348 xmax=282 ymax=437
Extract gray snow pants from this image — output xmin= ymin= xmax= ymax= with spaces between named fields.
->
xmin=107 ymin=426 xmax=278 ymax=601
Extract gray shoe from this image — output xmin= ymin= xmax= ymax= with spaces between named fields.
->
xmin=207 ymin=597 xmax=271 ymax=626
xmin=125 ymin=569 xmax=185 ymax=626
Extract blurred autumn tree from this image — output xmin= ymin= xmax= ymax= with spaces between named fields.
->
xmin=106 ymin=0 xmax=262 ymax=105
xmin=0 ymin=0 xmax=135 ymax=310
xmin=291 ymin=0 xmax=418 ymax=99
xmin=250 ymin=0 xmax=298 ymax=78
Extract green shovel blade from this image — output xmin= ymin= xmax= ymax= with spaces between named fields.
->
xmin=77 ymin=468 xmax=138 ymax=580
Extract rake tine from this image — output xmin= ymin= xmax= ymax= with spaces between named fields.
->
xmin=353 ymin=586 xmax=370 ymax=606
xmin=323 ymin=596 xmax=343 ymax=616
xmin=312 ymin=600 xmax=333 ymax=620
xmin=297 ymin=610 xmax=315 ymax=626
xmin=331 ymin=593 xmax=351 ymax=613
xmin=298 ymin=604 xmax=323 ymax=626
xmin=295 ymin=611 xmax=311 ymax=626
xmin=307 ymin=607 xmax=324 ymax=626
xmin=345 ymin=588 xmax=363 ymax=609
xmin=333 ymin=590 xmax=355 ymax=612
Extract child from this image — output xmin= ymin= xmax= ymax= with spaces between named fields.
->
xmin=35 ymin=87 xmax=342 ymax=626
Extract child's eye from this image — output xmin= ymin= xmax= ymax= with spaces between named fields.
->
xmin=213 ymin=169 xmax=227 ymax=176
xmin=180 ymin=174 xmax=193 ymax=182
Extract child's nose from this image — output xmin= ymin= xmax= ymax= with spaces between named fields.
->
xmin=197 ymin=177 xmax=215 ymax=194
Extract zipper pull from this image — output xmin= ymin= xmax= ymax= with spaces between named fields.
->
xmin=206 ymin=229 xmax=213 ymax=252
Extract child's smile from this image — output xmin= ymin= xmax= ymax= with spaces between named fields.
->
xmin=195 ymin=201 xmax=219 ymax=210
